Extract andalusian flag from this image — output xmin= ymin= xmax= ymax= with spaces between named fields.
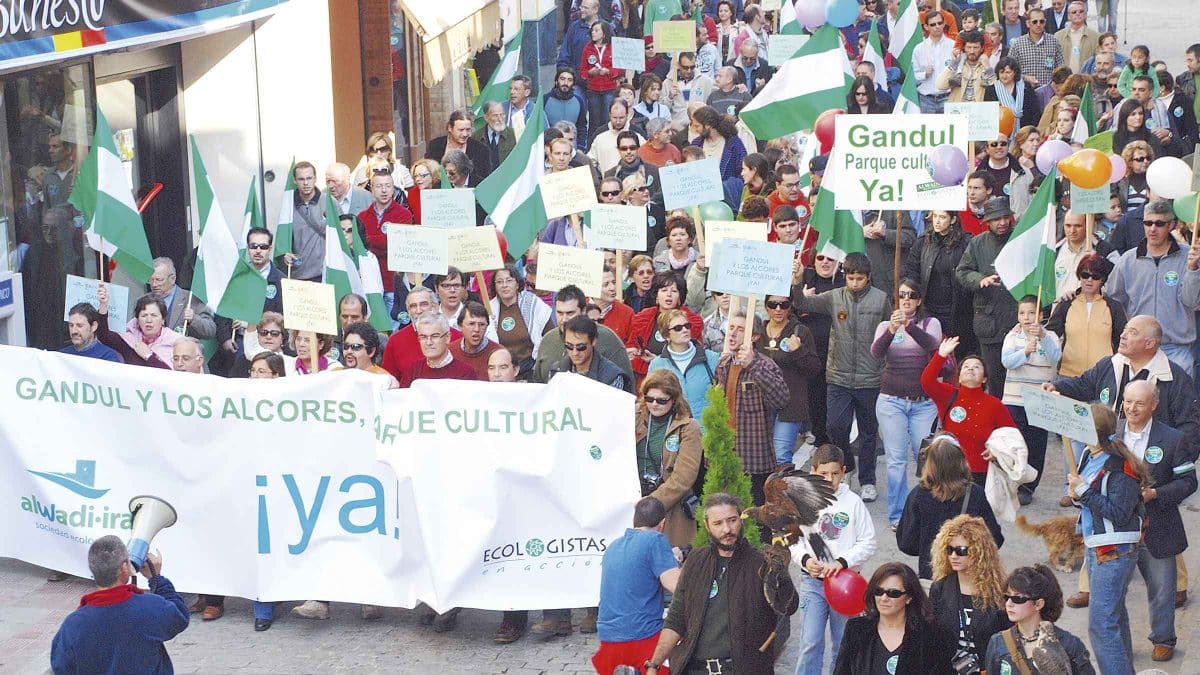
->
xmin=862 ymin=19 xmax=888 ymax=90
xmin=240 ymin=176 xmax=264 ymax=249
xmin=321 ymin=196 xmax=391 ymax=332
xmin=477 ymin=95 xmax=548 ymax=260
xmin=889 ymin=0 xmax=922 ymax=114
xmin=275 ymin=157 xmax=296 ymax=256
xmin=995 ymin=167 xmax=1058 ymax=306
xmin=472 ymin=26 xmax=523 ymax=131
xmin=68 ymin=106 xmax=155 ymax=283
xmin=779 ymin=0 xmax=803 ymax=35
xmin=189 ymin=138 xmax=268 ymax=323
xmin=1071 ymin=82 xmax=1097 ymax=144
xmin=740 ymin=25 xmax=855 ymax=140
xmin=808 ymin=150 xmax=865 ymax=261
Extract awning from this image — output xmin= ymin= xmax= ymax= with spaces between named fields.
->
xmin=396 ymin=0 xmax=503 ymax=86
xmin=0 ymin=0 xmax=288 ymax=74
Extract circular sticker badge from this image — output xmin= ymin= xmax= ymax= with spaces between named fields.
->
xmin=780 ymin=337 xmax=792 ymax=352
xmin=727 ymin=104 xmax=737 ymax=115
xmin=648 ymin=216 xmax=657 ymax=228
xmin=1000 ymin=663 xmax=1013 ymax=675
xmin=1044 ymin=58 xmax=1055 ymax=69
xmin=1003 ymin=183 xmax=1012 ymax=196
xmin=887 ymin=655 xmax=899 ymax=674
xmin=694 ymin=88 xmax=703 ymax=99
xmin=646 ymin=175 xmax=655 ymax=186
xmin=709 ymin=579 xmax=719 ymax=598
xmin=500 ymin=316 xmax=517 ymax=331
xmin=892 ymin=332 xmax=905 ymax=343
xmin=797 ymin=205 xmax=810 ymax=219
xmin=588 ymin=55 xmax=597 ymax=65
xmin=265 ymin=285 xmax=277 ymax=300
xmin=653 ymin=330 xmax=665 ymax=342
xmin=1054 ymin=265 xmax=1067 ymax=280
xmin=1164 ymin=271 xmax=1180 ymax=286
xmin=1099 ymin=387 xmax=1111 ymax=404
xmin=833 ymin=512 xmax=850 ymax=528
xmin=1175 ymin=107 xmax=1184 ymax=118
xmin=327 ymin=346 xmax=341 ymax=362
xmin=949 ymin=406 xmax=968 ymax=423
xmin=665 ymin=435 xmax=681 ymax=452
xmin=1146 ymin=446 xmax=1164 ymax=464
xmin=398 ymin=311 xmax=411 ymax=325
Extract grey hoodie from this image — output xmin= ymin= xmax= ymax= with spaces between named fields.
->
xmin=1107 ymin=238 xmax=1200 ymax=346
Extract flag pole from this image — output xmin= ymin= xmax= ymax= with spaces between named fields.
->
xmin=892 ymin=211 xmax=902 ymax=306
xmin=182 ymin=291 xmax=193 ymax=335
xmin=1192 ymin=197 xmax=1200 ymax=248
xmin=615 ymin=249 xmax=625 ymax=297
xmin=1085 ymin=213 xmax=1094 ymax=253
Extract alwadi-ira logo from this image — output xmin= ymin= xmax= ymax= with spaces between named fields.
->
xmin=480 ymin=535 xmax=607 ymax=574
xmin=21 ymin=459 xmax=131 ymax=531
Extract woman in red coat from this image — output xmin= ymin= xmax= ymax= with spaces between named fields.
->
xmin=580 ymin=20 xmax=623 ymax=138
xmin=626 ymin=272 xmax=704 ymax=383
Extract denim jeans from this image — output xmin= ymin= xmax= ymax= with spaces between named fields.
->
xmin=1161 ymin=341 xmax=1194 ymax=380
xmin=1087 ymin=546 xmax=1138 ymax=675
xmin=1006 ymin=405 xmax=1047 ymax=494
xmin=585 ymin=90 xmax=615 ymax=147
xmin=773 ymin=414 xmax=803 ymax=466
xmin=254 ymin=601 xmax=275 ymax=620
xmin=827 ymin=385 xmax=879 ymax=485
xmin=1136 ymin=547 xmax=1177 ymax=647
xmin=1097 ymin=0 xmax=1120 ymax=33
xmin=918 ymin=93 xmax=947 ymax=114
xmin=876 ymin=395 xmax=938 ymax=524
xmin=793 ymin=574 xmax=848 ymax=675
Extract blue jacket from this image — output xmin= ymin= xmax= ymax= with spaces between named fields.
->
xmin=1076 ymin=453 xmax=1143 ymax=548
xmin=649 ymin=344 xmax=719 ymax=430
xmin=51 ymin=576 xmax=189 ymax=675
xmin=557 ymin=19 xmax=592 ymax=71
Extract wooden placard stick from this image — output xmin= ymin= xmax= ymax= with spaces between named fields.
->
xmin=1085 ymin=213 xmax=1094 ymax=252
xmin=475 ymin=271 xmax=494 ymax=319
xmin=569 ymin=213 xmax=586 ymax=248
xmin=302 ymin=330 xmax=318 ymax=374
xmin=615 ymin=249 xmax=625 ymax=295
xmin=691 ymin=205 xmax=706 ymax=262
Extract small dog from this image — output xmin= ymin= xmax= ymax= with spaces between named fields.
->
xmin=1016 ymin=514 xmax=1085 ymax=573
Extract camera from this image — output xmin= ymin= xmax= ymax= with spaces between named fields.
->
xmin=640 ymin=470 xmax=663 ymax=497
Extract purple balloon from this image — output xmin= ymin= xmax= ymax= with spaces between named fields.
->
xmin=927 ymin=144 xmax=968 ymax=187
xmin=1036 ymin=139 xmax=1073 ymax=175
xmin=796 ymin=0 xmax=826 ymax=30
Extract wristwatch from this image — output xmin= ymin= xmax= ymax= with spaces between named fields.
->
xmin=644 ymin=661 xmax=661 ymax=671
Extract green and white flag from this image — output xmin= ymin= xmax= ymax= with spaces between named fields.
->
xmin=68 ymin=106 xmax=155 ymax=283
xmin=779 ymin=0 xmax=803 ymax=35
xmin=862 ymin=18 xmax=887 ymax=91
xmin=189 ymin=138 xmax=268 ymax=324
xmin=275 ymin=157 xmax=296 ymax=257
xmin=477 ymin=94 xmax=548 ymax=260
xmin=321 ymin=196 xmax=391 ymax=332
xmin=1071 ymin=82 xmax=1096 ymax=145
xmin=740 ymin=25 xmax=856 ymax=140
xmin=472 ymin=26 xmax=523 ymax=131
xmin=808 ymin=150 xmax=865 ymax=261
xmin=889 ymin=0 xmax=922 ymax=114
xmin=995 ymin=167 xmax=1058 ymax=306
xmin=240 ymin=176 xmax=264 ymax=249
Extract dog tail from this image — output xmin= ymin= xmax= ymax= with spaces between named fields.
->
xmin=1015 ymin=514 xmax=1046 ymax=536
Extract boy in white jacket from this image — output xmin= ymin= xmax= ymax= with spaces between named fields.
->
xmin=789 ymin=444 xmax=878 ymax=675
xmin=1000 ymin=295 xmax=1062 ymax=505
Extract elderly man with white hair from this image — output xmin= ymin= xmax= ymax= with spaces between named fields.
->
xmin=325 ymin=162 xmax=372 ymax=215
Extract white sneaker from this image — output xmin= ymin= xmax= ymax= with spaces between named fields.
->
xmin=860 ymin=484 xmax=877 ymax=502
xmin=292 ymin=600 xmax=330 ymax=619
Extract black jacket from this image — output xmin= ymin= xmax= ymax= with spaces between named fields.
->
xmin=550 ymin=353 xmax=633 ymax=394
xmin=896 ymin=484 xmax=1004 ymax=579
xmin=1118 ymin=420 xmax=1198 ymax=558
xmin=833 ymin=615 xmax=955 ymax=675
xmin=905 ymin=228 xmax=972 ymax=339
xmin=424 ymin=136 xmax=494 ymax=182
xmin=1052 ymin=355 xmax=1198 ymax=436
xmin=985 ymin=82 xmax=1043 ymax=129
xmin=929 ymin=573 xmax=1012 ymax=665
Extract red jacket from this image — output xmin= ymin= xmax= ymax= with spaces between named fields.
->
xmin=921 ymin=353 xmax=1017 ymax=473
xmin=601 ymin=300 xmax=636 ymax=343
xmin=358 ymin=201 xmax=414 ymax=292
xmin=581 ymin=42 xmax=624 ymax=93
xmin=959 ymin=208 xmax=987 ymax=236
xmin=626 ymin=306 xmax=705 ymax=377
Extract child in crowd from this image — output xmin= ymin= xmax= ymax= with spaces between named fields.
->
xmin=790 ymin=444 xmax=878 ymax=675
xmin=1001 ymin=295 xmax=1062 ymax=504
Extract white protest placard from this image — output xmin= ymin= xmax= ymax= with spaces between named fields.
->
xmin=944 ymin=102 xmax=1000 ymax=141
xmin=759 ymin=0 xmax=782 ymax=9
xmin=1070 ymin=184 xmax=1110 ymax=214
xmin=539 ymin=166 xmax=598 ymax=219
xmin=1022 ymin=387 xmax=1098 ymax=445
xmin=280 ymin=279 xmax=337 ymax=335
xmin=448 ymin=226 xmax=504 ymax=272
xmin=831 ymin=113 xmax=969 ymax=210
xmin=588 ymin=204 xmax=647 ymax=251
xmin=652 ymin=21 xmax=695 ymax=52
xmin=387 ymin=226 xmax=449 ymax=275
xmin=707 ymin=238 xmax=794 ymax=297
xmin=536 ymin=243 xmax=604 ymax=297
xmin=612 ymin=37 xmax=646 ymax=72
xmin=703 ymin=220 xmax=771 ymax=262
xmin=64 ymin=275 xmax=130 ymax=331
xmin=768 ymin=34 xmax=809 ymax=67
xmin=419 ymin=188 xmax=476 ymax=228
xmin=660 ymin=158 xmax=723 ymax=211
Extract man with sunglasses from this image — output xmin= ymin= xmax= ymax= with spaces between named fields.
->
xmin=605 ymin=131 xmax=661 ymax=193
xmin=550 ymin=315 xmax=632 ymax=392
xmin=980 ymin=136 xmax=1023 ymax=199
xmin=912 ymin=11 xmax=955 ymax=113
xmin=213 ymin=227 xmax=285 ymax=375
xmin=1007 ymin=8 xmax=1064 ymax=88
xmin=664 ymin=52 xmax=714 ymax=130
xmin=1107 ymin=200 xmax=1200 ymax=378
xmin=534 ymin=284 xmax=633 ymax=384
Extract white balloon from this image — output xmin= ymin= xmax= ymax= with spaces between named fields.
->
xmin=1146 ymin=157 xmax=1194 ymax=200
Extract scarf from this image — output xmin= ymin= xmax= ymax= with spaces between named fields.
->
xmin=295 ymin=355 xmax=330 ymax=375
xmin=668 ymin=247 xmax=698 ymax=270
xmin=993 ymin=82 xmax=1024 ymax=142
xmin=668 ymin=341 xmax=697 ymax=371
xmin=80 ymin=583 xmax=143 ymax=608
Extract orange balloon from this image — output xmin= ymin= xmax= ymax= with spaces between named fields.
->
xmin=998 ymin=106 xmax=1016 ymax=137
xmin=1057 ymin=148 xmax=1112 ymax=190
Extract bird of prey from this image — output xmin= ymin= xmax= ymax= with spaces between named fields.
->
xmin=741 ymin=467 xmax=836 ymax=557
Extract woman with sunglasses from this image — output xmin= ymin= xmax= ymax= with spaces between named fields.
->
xmin=406 ymin=158 xmax=443 ymax=224
xmin=649 ymin=309 xmax=720 ymax=429
xmin=623 ymin=173 xmax=667 ymax=248
xmin=1112 ymin=100 xmax=1167 ymax=159
xmin=833 ymin=561 xmax=954 ymax=674
xmin=758 ymin=294 xmax=821 ymax=468
xmin=985 ymin=57 xmax=1043 ymax=133
xmin=872 ymin=278 xmax=944 ymax=528
xmin=633 ymin=369 xmax=704 ymax=547
xmin=930 ymin=515 xmax=1011 ymax=675
xmin=230 ymin=311 xmax=295 ymax=377
xmin=905 ymin=211 xmax=975 ymax=359
xmin=1114 ymin=139 xmax=1155 ymax=218
xmin=847 ymin=75 xmax=889 ymax=115
xmin=353 ymin=131 xmax=414 ymax=190
xmin=627 ymin=272 xmax=704 ymax=383
xmin=986 ymin=565 xmax=1095 ymax=675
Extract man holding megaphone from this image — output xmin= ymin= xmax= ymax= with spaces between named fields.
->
xmin=50 ymin=535 xmax=189 ymax=674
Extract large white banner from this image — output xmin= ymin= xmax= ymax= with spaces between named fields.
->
xmin=0 ymin=348 xmax=636 ymax=612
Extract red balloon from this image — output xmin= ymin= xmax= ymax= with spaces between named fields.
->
xmin=814 ymin=109 xmax=845 ymax=154
xmin=494 ymin=228 xmax=509 ymax=260
xmin=824 ymin=568 xmax=868 ymax=616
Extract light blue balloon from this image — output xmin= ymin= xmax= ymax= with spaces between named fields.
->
xmin=825 ymin=0 xmax=859 ymax=28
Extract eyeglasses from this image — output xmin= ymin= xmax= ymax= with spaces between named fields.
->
xmin=372 ymin=145 xmax=390 ymax=153
xmin=250 ymin=368 xmax=276 ymax=376
xmin=563 ymin=341 xmax=591 ymax=352
xmin=248 ymin=243 xmax=271 ymax=251
xmin=438 ymin=282 xmax=463 ymax=290
xmin=172 ymin=355 xmax=199 ymax=363
xmin=1005 ymin=594 xmax=1038 ymax=604
xmin=710 ymin=290 xmax=725 ymax=297
xmin=815 ymin=255 xmax=831 ymax=262
xmin=634 ymin=185 xmax=650 ymax=192
xmin=1077 ymin=272 xmax=1105 ymax=281
xmin=927 ymin=20 xmax=944 ymax=27
xmin=1143 ymin=219 xmax=1174 ymax=228
xmin=781 ymin=181 xmax=801 ymax=190
xmin=898 ymin=290 xmax=922 ymax=299
xmin=601 ymin=190 xmax=622 ymax=197
xmin=946 ymin=545 xmax=970 ymax=557
xmin=372 ymin=167 xmax=392 ymax=176
xmin=258 ymin=329 xmax=283 ymax=338
xmin=644 ymin=395 xmax=673 ymax=405
xmin=417 ymin=332 xmax=448 ymax=342
xmin=343 ymin=342 xmax=366 ymax=351
xmin=1027 ymin=18 xmax=1046 ymax=24
xmin=342 ymin=227 xmax=354 ymax=234
xmin=1131 ymin=156 xmax=1150 ymax=162
xmin=988 ymin=141 xmax=1008 ymax=147
xmin=668 ymin=323 xmax=691 ymax=332
xmin=765 ymin=299 xmax=791 ymax=309
xmin=445 ymin=169 xmax=460 ymax=177
xmin=618 ymin=145 xmax=639 ymax=151
xmin=873 ymin=588 xmax=908 ymax=598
